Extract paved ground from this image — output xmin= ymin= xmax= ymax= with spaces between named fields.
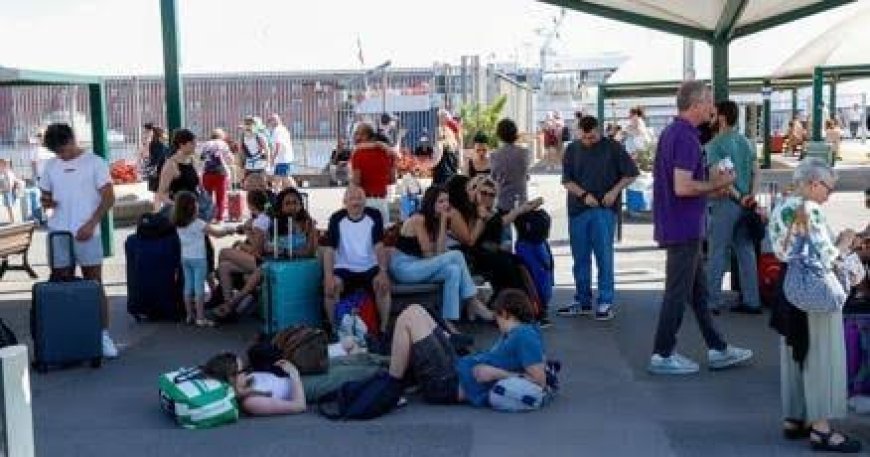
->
xmin=2 ymin=175 xmax=869 ymax=457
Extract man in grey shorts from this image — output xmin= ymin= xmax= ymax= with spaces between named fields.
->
xmin=40 ymin=123 xmax=118 ymax=358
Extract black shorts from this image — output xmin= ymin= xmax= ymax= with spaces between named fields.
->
xmin=410 ymin=330 xmax=459 ymax=404
xmin=334 ymin=266 xmax=379 ymax=295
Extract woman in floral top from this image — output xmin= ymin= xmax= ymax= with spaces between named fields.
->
xmin=768 ymin=158 xmax=861 ymax=453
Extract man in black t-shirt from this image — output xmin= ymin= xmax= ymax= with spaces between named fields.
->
xmin=557 ymin=116 xmax=639 ymax=321
xmin=322 ymin=186 xmax=391 ymax=331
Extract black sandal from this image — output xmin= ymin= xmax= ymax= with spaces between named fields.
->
xmin=782 ymin=419 xmax=810 ymax=440
xmin=809 ymin=428 xmax=862 ymax=453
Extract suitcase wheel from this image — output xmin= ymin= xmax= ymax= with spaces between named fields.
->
xmin=90 ymin=357 xmax=102 ymax=369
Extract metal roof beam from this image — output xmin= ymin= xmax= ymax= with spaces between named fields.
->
xmin=713 ymin=0 xmax=748 ymax=41
xmin=537 ymin=0 xmax=712 ymax=42
xmin=732 ymin=0 xmax=855 ymax=40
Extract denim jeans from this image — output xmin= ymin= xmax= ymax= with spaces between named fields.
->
xmin=706 ymin=199 xmax=761 ymax=309
xmin=182 ymin=258 xmax=208 ymax=301
xmin=568 ymin=209 xmax=616 ymax=306
xmin=653 ymin=241 xmax=727 ymax=357
xmin=389 ymin=250 xmax=477 ymax=320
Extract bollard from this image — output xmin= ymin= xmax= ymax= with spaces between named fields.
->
xmin=0 ymin=345 xmax=34 ymax=457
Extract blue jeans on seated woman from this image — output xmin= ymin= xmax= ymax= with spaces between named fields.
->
xmin=389 ymin=250 xmax=477 ymax=320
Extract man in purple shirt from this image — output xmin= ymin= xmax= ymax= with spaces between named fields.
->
xmin=649 ymin=81 xmax=754 ymax=375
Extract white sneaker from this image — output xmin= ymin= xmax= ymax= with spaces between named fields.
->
xmin=647 ymin=353 xmax=699 ymax=375
xmin=707 ymin=345 xmax=753 ymax=370
xmin=102 ymin=331 xmax=119 ymax=359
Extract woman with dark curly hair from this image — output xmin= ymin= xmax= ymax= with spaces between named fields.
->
xmin=270 ymin=187 xmax=318 ymax=258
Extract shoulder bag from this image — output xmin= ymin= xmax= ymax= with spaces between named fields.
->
xmin=782 ymin=204 xmax=848 ymax=313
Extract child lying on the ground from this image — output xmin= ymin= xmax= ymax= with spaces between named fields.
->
xmin=202 ymin=352 xmax=306 ymax=416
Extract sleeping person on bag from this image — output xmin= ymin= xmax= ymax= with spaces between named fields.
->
xmin=202 ymin=352 xmax=307 ymax=416
xmin=386 ymin=288 xmax=548 ymax=407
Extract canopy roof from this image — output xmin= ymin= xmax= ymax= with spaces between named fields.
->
xmin=0 ymin=66 xmax=101 ymax=86
xmin=601 ymin=74 xmax=861 ymax=100
xmin=772 ymin=6 xmax=870 ymax=78
xmin=538 ymin=0 xmax=855 ymax=42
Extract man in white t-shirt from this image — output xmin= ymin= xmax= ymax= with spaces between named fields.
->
xmin=39 ymin=123 xmax=118 ymax=358
xmin=267 ymin=114 xmax=297 ymax=190
xmin=322 ymin=186 xmax=390 ymax=332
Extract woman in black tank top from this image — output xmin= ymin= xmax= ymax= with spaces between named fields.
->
xmin=389 ymin=186 xmax=491 ymax=334
xmin=445 ymin=176 xmax=544 ymax=314
xmin=465 ymin=132 xmax=491 ymax=178
xmin=156 ymin=129 xmax=201 ymax=209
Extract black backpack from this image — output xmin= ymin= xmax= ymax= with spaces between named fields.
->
xmin=137 ymin=212 xmax=175 ymax=239
xmin=514 ymin=209 xmax=552 ymax=244
xmin=317 ymin=371 xmax=404 ymax=420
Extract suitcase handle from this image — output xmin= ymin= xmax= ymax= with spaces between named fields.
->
xmin=48 ymin=231 xmax=76 ymax=271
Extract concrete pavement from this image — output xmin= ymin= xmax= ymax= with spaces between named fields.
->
xmin=2 ymin=175 xmax=869 ymax=456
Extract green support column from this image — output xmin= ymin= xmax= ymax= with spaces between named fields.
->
xmin=711 ymin=41 xmax=729 ymax=102
xmin=89 ymin=83 xmax=114 ymax=257
xmin=829 ymin=76 xmax=838 ymax=124
xmin=812 ymin=67 xmax=824 ymax=141
xmin=160 ymin=0 xmax=184 ymax=131
xmin=762 ymin=83 xmax=772 ymax=169
xmin=791 ymin=88 xmax=798 ymax=120
xmin=596 ymin=85 xmax=605 ymax=127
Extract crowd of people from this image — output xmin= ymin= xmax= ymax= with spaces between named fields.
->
xmin=28 ymin=79 xmax=868 ymax=449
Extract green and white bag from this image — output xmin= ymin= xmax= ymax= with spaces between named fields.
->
xmin=158 ymin=367 xmax=239 ymax=429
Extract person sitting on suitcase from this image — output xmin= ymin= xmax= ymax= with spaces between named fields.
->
xmin=323 ymin=185 xmax=391 ymax=333
xmin=385 ymin=289 xmax=547 ymax=406
xmin=211 ymin=190 xmax=272 ymax=320
xmin=270 ymin=187 xmax=318 ymax=258
xmin=39 ymin=123 xmax=119 ymax=358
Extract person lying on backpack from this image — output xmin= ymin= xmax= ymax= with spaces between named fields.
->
xmin=210 ymin=190 xmax=271 ymax=320
xmin=386 ymin=288 xmax=546 ymax=406
xmin=202 ymin=352 xmax=307 ymax=416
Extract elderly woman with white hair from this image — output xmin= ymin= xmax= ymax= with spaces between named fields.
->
xmin=768 ymin=158 xmax=862 ymax=453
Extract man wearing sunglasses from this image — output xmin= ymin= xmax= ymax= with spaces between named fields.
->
xmin=557 ymin=115 xmax=639 ymax=322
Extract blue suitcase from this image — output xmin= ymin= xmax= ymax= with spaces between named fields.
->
xmin=31 ymin=232 xmax=102 ymax=372
xmin=261 ymin=258 xmax=323 ymax=335
xmin=125 ymin=231 xmax=183 ymax=321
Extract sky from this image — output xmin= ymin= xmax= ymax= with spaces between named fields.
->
xmin=1 ymin=0 xmax=869 ymax=93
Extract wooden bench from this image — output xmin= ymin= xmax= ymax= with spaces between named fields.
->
xmin=0 ymin=221 xmax=38 ymax=279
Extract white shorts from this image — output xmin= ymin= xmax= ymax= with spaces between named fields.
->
xmin=47 ymin=232 xmax=104 ymax=268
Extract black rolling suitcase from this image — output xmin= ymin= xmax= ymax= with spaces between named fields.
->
xmin=31 ymin=232 xmax=103 ymax=372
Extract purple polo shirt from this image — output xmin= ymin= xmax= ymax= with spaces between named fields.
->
xmin=653 ymin=117 xmax=707 ymax=246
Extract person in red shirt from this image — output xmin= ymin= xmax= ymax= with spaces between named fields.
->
xmin=350 ymin=122 xmax=395 ymax=223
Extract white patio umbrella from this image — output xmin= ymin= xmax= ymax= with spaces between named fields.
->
xmin=772 ymin=6 xmax=870 ymax=78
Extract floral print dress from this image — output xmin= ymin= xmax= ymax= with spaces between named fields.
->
xmin=768 ymin=195 xmax=839 ymax=270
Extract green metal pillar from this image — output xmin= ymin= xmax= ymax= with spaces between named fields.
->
xmin=711 ymin=41 xmax=729 ymax=102
xmin=160 ymin=0 xmax=184 ymax=131
xmin=596 ymin=85 xmax=605 ymax=128
xmin=829 ymin=76 xmax=838 ymax=124
xmin=790 ymin=88 xmax=798 ymax=120
xmin=88 ymin=83 xmax=114 ymax=257
xmin=812 ymin=66 xmax=824 ymax=141
xmin=762 ymin=82 xmax=772 ymax=169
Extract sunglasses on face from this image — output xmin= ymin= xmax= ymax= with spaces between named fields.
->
xmin=479 ymin=190 xmax=496 ymax=198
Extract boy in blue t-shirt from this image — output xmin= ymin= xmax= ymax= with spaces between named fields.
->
xmin=386 ymin=289 xmax=547 ymax=406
